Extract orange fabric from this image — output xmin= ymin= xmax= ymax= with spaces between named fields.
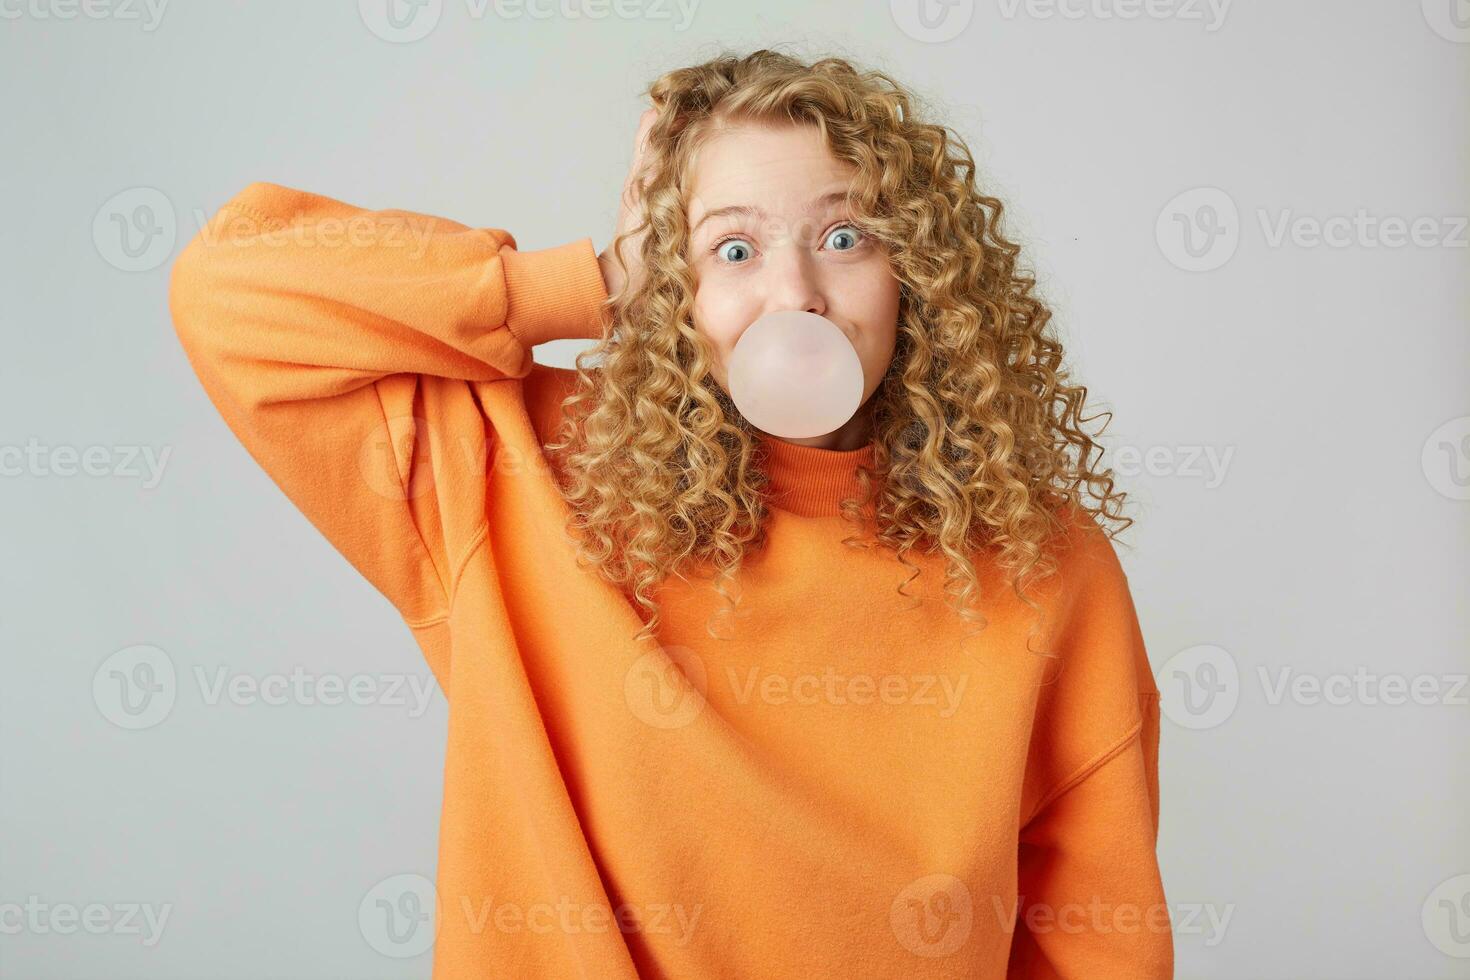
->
xmin=169 ymin=181 xmax=1172 ymax=979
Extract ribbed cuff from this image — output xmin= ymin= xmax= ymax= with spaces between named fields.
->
xmin=501 ymin=237 xmax=610 ymax=349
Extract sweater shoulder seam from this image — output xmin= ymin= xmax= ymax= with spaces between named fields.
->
xmin=402 ymin=520 xmax=488 ymax=630
xmin=1022 ymin=701 xmax=1151 ymax=826
xmin=447 ymin=521 xmax=490 ymax=608
xmin=370 ymin=378 xmax=453 ymax=622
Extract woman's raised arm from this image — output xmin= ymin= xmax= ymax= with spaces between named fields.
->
xmin=168 ymin=182 xmax=609 ymax=630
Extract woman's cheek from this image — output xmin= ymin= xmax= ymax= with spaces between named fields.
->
xmin=843 ymin=264 xmax=902 ymax=388
xmin=692 ymin=285 xmax=746 ymax=351
xmin=688 ymin=288 xmax=735 ymax=387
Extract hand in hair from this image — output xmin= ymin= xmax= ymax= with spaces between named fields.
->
xmin=597 ymin=106 xmax=656 ymax=300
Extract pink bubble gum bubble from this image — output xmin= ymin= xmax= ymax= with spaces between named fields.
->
xmin=727 ymin=310 xmax=865 ymax=439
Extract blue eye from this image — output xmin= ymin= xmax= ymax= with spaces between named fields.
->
xmin=713 ymin=237 xmax=753 ymax=264
xmin=825 ymin=225 xmax=862 ymax=251
xmin=710 ymin=224 xmax=863 ymax=265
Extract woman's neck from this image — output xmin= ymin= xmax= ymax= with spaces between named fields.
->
xmin=762 ymin=401 xmax=875 ymax=451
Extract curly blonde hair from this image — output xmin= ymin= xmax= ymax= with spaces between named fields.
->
xmin=545 ymin=47 xmax=1130 ymax=644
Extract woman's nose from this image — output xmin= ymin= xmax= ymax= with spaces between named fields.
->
xmin=763 ymin=247 xmax=826 ymax=318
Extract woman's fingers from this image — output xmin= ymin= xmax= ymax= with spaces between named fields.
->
xmin=602 ymin=106 xmax=657 ymax=299
xmin=622 ymin=107 xmax=657 ymax=213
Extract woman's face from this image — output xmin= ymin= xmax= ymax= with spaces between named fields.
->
xmin=684 ymin=121 xmax=901 ymax=446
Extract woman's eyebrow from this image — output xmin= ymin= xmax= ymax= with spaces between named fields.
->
xmin=691 ymin=189 xmax=850 ymax=235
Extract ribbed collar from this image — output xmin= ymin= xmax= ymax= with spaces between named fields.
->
xmin=756 ymin=432 xmax=878 ymax=518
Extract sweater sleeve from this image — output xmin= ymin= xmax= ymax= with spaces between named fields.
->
xmin=1006 ymin=513 xmax=1172 ymax=978
xmin=1006 ymin=693 xmax=1170 ymax=978
xmin=167 ymin=181 xmax=609 ymax=634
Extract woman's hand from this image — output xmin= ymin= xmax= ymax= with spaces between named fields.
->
xmin=597 ymin=107 xmax=657 ymax=299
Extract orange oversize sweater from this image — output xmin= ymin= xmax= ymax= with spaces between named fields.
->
xmin=169 ymin=182 xmax=1171 ymax=979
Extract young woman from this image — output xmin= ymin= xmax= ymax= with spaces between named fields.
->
xmin=170 ymin=49 xmax=1169 ymax=979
